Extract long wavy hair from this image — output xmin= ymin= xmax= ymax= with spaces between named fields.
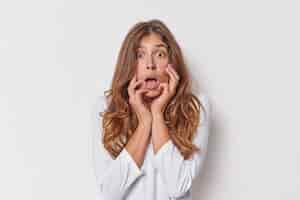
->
xmin=99 ymin=19 xmax=207 ymax=160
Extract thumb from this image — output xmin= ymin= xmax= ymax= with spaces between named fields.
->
xmin=136 ymin=88 xmax=150 ymax=100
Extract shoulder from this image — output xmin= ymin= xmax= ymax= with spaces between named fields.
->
xmin=94 ymin=95 xmax=109 ymax=120
xmin=194 ymin=92 xmax=211 ymax=124
xmin=96 ymin=95 xmax=108 ymax=109
xmin=195 ymin=92 xmax=210 ymax=109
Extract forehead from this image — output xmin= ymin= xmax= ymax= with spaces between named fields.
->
xmin=138 ymin=34 xmax=168 ymax=49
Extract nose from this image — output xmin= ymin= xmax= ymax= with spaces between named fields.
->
xmin=146 ymin=56 xmax=156 ymax=70
xmin=146 ymin=65 xmax=156 ymax=70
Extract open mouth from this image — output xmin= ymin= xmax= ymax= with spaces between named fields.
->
xmin=144 ymin=77 xmax=160 ymax=89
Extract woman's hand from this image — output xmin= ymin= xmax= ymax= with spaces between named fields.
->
xmin=150 ymin=64 xmax=180 ymax=115
xmin=127 ymin=73 xmax=153 ymax=128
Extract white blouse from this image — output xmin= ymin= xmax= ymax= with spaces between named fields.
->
xmin=92 ymin=93 xmax=211 ymax=200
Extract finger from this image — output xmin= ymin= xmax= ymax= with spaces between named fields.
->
xmin=128 ymin=74 xmax=136 ymax=96
xmin=167 ymin=64 xmax=180 ymax=80
xmin=136 ymin=88 xmax=150 ymax=101
xmin=128 ymin=73 xmax=137 ymax=89
xmin=133 ymin=79 xmax=144 ymax=90
xmin=128 ymin=79 xmax=143 ymax=96
xmin=166 ymin=65 xmax=175 ymax=81
xmin=159 ymin=82 xmax=169 ymax=94
xmin=136 ymin=88 xmax=150 ymax=95
xmin=166 ymin=66 xmax=178 ymax=89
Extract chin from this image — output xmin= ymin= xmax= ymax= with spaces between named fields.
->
xmin=144 ymin=88 xmax=161 ymax=99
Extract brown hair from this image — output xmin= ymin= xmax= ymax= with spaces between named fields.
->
xmin=99 ymin=19 xmax=207 ymax=160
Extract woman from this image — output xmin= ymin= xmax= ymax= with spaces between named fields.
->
xmin=92 ymin=19 xmax=211 ymax=200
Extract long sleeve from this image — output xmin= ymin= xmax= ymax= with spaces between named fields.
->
xmin=153 ymin=93 xmax=211 ymax=199
xmin=92 ymin=95 xmax=145 ymax=200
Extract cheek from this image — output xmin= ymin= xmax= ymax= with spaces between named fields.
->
xmin=156 ymin=61 xmax=169 ymax=72
xmin=156 ymin=58 xmax=168 ymax=66
xmin=135 ymin=64 xmax=145 ymax=80
xmin=158 ymin=61 xmax=169 ymax=73
xmin=159 ymin=69 xmax=170 ymax=83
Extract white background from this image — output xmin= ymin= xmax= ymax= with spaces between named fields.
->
xmin=1 ymin=0 xmax=299 ymax=199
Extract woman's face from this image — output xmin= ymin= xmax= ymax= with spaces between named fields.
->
xmin=135 ymin=33 xmax=170 ymax=99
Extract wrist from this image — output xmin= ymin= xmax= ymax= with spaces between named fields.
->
xmin=136 ymin=123 xmax=152 ymax=139
xmin=138 ymin=119 xmax=152 ymax=130
xmin=152 ymin=112 xmax=165 ymax=122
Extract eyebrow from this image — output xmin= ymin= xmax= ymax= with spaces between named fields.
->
xmin=138 ymin=43 xmax=168 ymax=49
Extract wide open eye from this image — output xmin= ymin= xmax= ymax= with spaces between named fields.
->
xmin=137 ymin=52 xmax=144 ymax=59
xmin=156 ymin=51 xmax=166 ymax=58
